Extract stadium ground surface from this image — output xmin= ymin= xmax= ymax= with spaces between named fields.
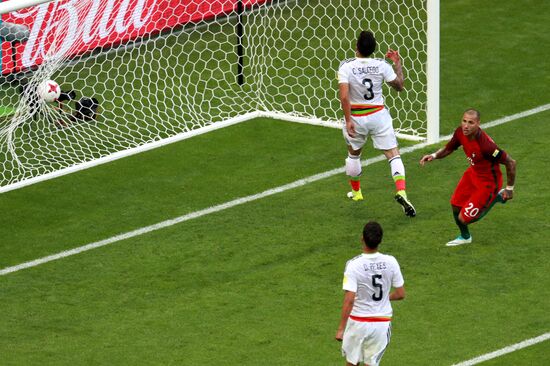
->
xmin=1 ymin=0 xmax=549 ymax=365
xmin=2 ymin=102 xmax=550 ymax=277
xmin=1 ymin=110 xmax=549 ymax=365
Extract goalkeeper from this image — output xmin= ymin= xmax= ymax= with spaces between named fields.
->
xmin=71 ymin=97 xmax=99 ymax=122
xmin=56 ymin=90 xmax=99 ymax=126
xmin=338 ymin=31 xmax=416 ymax=217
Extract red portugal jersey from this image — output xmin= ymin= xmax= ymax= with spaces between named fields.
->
xmin=446 ymin=127 xmax=508 ymax=184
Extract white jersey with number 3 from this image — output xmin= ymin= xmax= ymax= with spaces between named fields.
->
xmin=342 ymin=252 xmax=404 ymax=317
xmin=338 ymin=58 xmax=397 ymax=106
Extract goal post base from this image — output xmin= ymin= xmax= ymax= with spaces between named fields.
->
xmin=0 ymin=110 xmax=427 ymax=193
xmin=261 ymin=111 xmax=426 ymax=142
xmin=259 ymin=111 xmax=342 ymax=130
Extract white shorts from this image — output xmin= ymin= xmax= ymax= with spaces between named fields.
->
xmin=341 ymin=319 xmax=392 ymax=366
xmin=342 ymin=108 xmax=398 ymax=151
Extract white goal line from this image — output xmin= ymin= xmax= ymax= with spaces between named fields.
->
xmin=2 ymin=102 xmax=549 ymax=278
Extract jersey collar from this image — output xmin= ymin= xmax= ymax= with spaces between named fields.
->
xmin=362 ymin=252 xmax=381 ymax=258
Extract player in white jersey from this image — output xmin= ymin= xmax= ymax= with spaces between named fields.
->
xmin=335 ymin=221 xmax=406 ymax=366
xmin=338 ymin=31 xmax=416 ymax=217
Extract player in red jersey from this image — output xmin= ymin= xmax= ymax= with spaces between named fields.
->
xmin=419 ymin=109 xmax=516 ymax=246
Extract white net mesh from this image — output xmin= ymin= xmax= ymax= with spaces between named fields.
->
xmin=0 ymin=0 xmax=427 ymax=190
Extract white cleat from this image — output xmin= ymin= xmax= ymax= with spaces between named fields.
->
xmin=446 ymin=236 xmax=472 ymax=247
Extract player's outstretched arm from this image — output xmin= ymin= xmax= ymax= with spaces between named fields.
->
xmin=420 ymin=147 xmax=454 ymax=166
xmin=386 ymin=49 xmax=404 ymax=92
xmin=501 ymin=155 xmax=517 ymax=201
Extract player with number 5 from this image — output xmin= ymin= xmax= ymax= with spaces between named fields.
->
xmin=420 ymin=109 xmax=517 ymax=246
xmin=335 ymin=221 xmax=405 ymax=366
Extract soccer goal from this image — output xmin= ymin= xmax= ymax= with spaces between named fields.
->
xmin=0 ymin=0 xmax=439 ymax=193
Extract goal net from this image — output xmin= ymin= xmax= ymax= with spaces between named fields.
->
xmin=0 ymin=0 xmax=432 ymax=192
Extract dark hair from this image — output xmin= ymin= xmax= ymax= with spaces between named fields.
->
xmin=464 ymin=108 xmax=481 ymax=120
xmin=58 ymin=90 xmax=76 ymax=103
xmin=357 ymin=31 xmax=376 ymax=57
xmin=363 ymin=221 xmax=383 ymax=248
xmin=74 ymin=97 xmax=99 ymax=121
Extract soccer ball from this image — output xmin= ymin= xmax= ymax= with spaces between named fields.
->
xmin=37 ymin=80 xmax=61 ymax=102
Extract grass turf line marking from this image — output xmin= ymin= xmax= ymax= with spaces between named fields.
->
xmin=0 ymin=166 xmax=344 ymax=276
xmin=452 ymin=332 xmax=550 ymax=366
xmin=1 ymin=103 xmax=550 ymax=277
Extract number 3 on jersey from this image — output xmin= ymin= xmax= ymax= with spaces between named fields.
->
xmin=362 ymin=78 xmax=374 ymax=100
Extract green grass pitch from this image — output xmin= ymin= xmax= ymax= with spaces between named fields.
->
xmin=1 ymin=0 xmax=550 ymax=365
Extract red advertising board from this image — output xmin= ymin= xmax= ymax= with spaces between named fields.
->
xmin=1 ymin=0 xmax=268 ymax=74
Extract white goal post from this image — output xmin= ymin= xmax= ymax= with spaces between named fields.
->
xmin=0 ymin=0 xmax=439 ymax=193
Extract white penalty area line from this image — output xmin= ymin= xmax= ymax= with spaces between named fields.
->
xmin=1 ymin=103 xmax=550 ymax=277
xmin=452 ymin=332 xmax=550 ymax=366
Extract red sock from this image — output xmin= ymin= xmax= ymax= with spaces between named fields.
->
xmin=395 ymin=178 xmax=406 ymax=192
xmin=350 ymin=179 xmax=361 ymax=191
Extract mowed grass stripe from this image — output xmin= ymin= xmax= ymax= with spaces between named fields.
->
xmin=2 ymin=103 xmax=549 ymax=277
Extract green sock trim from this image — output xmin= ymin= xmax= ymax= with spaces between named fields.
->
xmin=453 ymin=211 xmax=470 ymax=239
